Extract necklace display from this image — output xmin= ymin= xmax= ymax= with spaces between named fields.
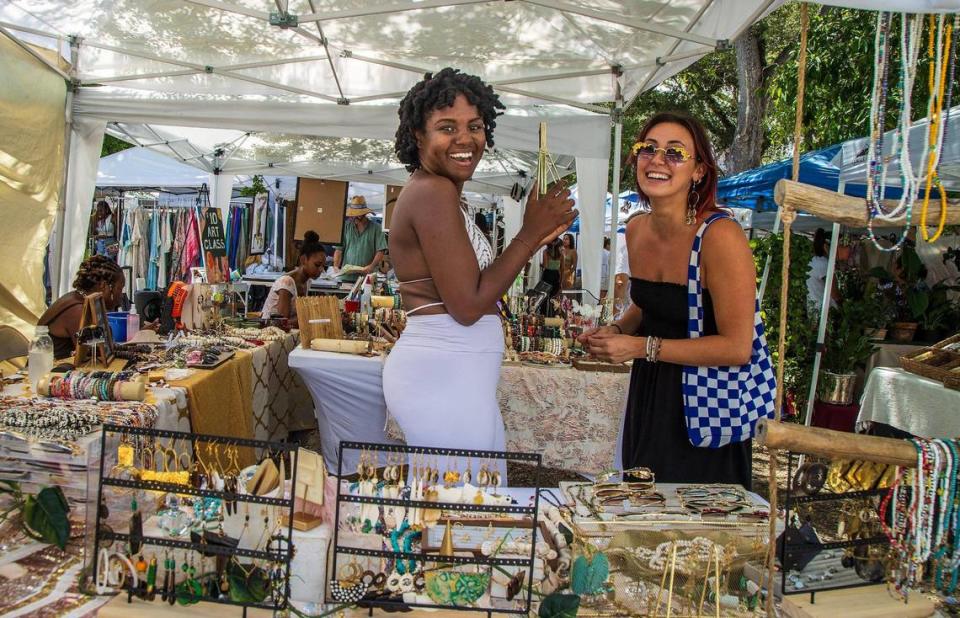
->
xmin=881 ymin=437 xmax=960 ymax=598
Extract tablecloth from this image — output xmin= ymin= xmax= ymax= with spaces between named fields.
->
xmin=288 ymin=348 xmax=401 ymax=475
xmin=169 ymin=352 xmax=256 ymax=466
xmin=858 ymin=366 xmax=960 ymax=438
xmin=289 ymin=349 xmax=628 ymax=477
xmin=248 ymin=332 xmax=315 ymax=442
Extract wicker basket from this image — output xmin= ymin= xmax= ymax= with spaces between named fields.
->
xmin=899 ymin=332 xmax=960 ymax=387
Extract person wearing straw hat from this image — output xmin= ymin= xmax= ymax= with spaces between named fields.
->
xmin=333 ymin=195 xmax=388 ymax=283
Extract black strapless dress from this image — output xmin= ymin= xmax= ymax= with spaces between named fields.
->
xmin=621 ymin=278 xmax=752 ymax=488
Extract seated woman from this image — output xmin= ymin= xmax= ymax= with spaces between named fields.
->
xmin=38 ymin=255 xmax=125 ymax=360
xmin=260 ymin=231 xmax=327 ymax=320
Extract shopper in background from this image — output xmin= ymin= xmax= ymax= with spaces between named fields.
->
xmin=261 ymin=231 xmax=327 ymax=320
xmin=333 ymin=196 xmax=387 ymax=283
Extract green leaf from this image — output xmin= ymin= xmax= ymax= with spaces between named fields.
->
xmin=22 ymin=487 xmax=70 ymax=549
xmin=906 ymin=288 xmax=929 ymax=321
xmin=538 ymin=593 xmax=581 ymax=618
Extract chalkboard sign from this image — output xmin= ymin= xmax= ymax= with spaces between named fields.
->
xmin=199 ymin=207 xmax=229 ymax=284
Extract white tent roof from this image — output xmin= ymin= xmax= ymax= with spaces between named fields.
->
xmin=833 ymin=105 xmax=960 ymax=191
xmin=2 ymin=0 xmax=783 ymax=109
xmin=97 ymin=145 xmax=211 ymax=188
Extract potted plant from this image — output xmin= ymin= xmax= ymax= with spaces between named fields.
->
xmin=819 ymin=272 xmax=879 ymax=405
xmin=885 ymin=245 xmax=928 ymax=343
xmin=862 ymin=278 xmax=896 ymax=341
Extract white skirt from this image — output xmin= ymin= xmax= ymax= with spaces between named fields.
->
xmin=383 ymin=314 xmax=507 ymax=476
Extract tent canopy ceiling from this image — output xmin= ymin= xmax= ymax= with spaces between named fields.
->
xmin=1 ymin=0 xmax=783 ymax=109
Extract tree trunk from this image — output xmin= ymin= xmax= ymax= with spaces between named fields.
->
xmin=729 ymin=28 xmax=767 ymax=174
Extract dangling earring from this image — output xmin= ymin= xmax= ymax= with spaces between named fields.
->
xmin=686 ymin=181 xmax=700 ymax=226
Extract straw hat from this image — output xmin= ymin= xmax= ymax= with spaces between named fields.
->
xmin=345 ymin=195 xmax=374 ymax=217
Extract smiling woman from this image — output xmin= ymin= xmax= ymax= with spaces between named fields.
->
xmin=383 ymin=68 xmax=577 ymax=471
xmin=579 ymin=111 xmax=770 ymax=488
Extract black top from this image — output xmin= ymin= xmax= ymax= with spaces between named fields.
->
xmin=621 ymin=278 xmax=752 ymax=489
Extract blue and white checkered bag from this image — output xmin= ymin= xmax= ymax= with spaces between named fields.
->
xmin=681 ymin=213 xmax=776 ymax=448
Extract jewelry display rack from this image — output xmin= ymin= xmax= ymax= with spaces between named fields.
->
xmin=93 ymin=423 xmax=299 ymax=614
xmin=779 ymin=451 xmax=889 ymax=603
xmin=331 ymin=441 xmax=543 ymax=616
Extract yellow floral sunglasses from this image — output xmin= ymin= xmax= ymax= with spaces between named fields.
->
xmin=631 ymin=141 xmax=695 ymax=165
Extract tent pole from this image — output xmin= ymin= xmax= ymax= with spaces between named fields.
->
xmin=756 ymin=207 xmax=781 ymax=304
xmin=51 ymin=35 xmax=80 ymax=297
xmin=606 ymin=72 xmax=623 ymax=302
xmin=804 ymin=215 xmax=842 ymax=427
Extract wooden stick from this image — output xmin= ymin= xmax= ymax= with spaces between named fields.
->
xmin=756 ymin=419 xmax=917 ymax=468
xmin=774 ymin=179 xmax=960 ymax=227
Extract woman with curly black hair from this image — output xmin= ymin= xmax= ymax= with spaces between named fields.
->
xmin=38 ymin=255 xmax=125 ymax=359
xmin=383 ymin=67 xmax=576 ymax=467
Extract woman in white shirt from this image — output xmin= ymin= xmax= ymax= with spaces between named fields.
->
xmin=260 ymin=231 xmax=327 ymax=320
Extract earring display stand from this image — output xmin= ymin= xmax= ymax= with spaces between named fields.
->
xmin=93 ymin=424 xmax=299 ymax=614
xmin=331 ymin=441 xmax=542 ymax=616
xmin=778 ymin=451 xmax=890 ymax=604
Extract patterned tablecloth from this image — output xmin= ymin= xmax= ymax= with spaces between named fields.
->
xmin=248 ymin=333 xmax=315 ymax=442
xmin=497 ymin=364 xmax=629 ymax=476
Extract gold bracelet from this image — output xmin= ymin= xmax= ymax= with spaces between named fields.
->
xmin=513 ymin=235 xmax=536 ymax=255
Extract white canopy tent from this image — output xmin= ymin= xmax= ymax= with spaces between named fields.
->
xmin=832 ymin=105 xmax=960 ymax=191
xmin=0 ymin=0 xmax=783 ymax=299
xmin=97 ymin=145 xmax=213 ymax=189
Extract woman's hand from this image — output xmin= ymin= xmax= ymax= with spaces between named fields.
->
xmin=577 ymin=324 xmax=621 ymax=344
xmin=586 ymin=332 xmax=643 ymax=364
xmin=520 ymin=181 xmax=577 ymax=247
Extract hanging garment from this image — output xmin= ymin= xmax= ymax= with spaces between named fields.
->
xmin=171 ymin=211 xmax=187 ymax=282
xmin=147 ymin=210 xmax=160 ymax=290
xmin=180 ymin=210 xmax=201 ymax=278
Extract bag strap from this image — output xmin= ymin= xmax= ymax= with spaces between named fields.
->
xmin=686 ymin=213 xmax=731 ymax=339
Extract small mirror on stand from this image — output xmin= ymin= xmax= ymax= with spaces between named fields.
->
xmin=290 ymin=447 xmax=326 ymax=531
xmin=74 ymin=292 xmax=115 ymax=367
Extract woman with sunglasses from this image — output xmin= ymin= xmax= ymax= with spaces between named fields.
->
xmin=579 ymin=112 xmax=758 ymax=488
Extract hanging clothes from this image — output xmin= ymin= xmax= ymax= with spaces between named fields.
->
xmin=180 ymin=210 xmax=201 ymax=278
xmin=146 ymin=210 xmax=160 ymax=290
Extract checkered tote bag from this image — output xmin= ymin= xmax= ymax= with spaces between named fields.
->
xmin=682 ymin=213 xmax=776 ymax=448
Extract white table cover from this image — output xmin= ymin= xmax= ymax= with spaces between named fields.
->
xmin=858 ymin=367 xmax=960 ymax=438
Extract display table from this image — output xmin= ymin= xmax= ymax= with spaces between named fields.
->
xmin=858 ymin=366 xmax=960 ymax=438
xmin=289 ymin=348 xmax=628 ymax=476
xmin=810 ymin=399 xmax=859 ymax=433
xmin=247 ymin=332 xmax=315 ymax=442
xmin=863 ymin=342 xmax=923 ymax=375
xmin=288 ymin=348 xmax=402 ymax=475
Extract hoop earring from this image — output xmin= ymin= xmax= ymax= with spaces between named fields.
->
xmin=686 ymin=188 xmax=700 ymax=226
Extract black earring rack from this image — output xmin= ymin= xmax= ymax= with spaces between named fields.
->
xmin=93 ymin=423 xmax=299 ymax=615
xmin=779 ymin=451 xmax=890 ymax=604
xmin=331 ymin=441 xmax=543 ymax=616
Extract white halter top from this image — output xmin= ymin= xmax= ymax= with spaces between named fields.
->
xmin=399 ymin=202 xmax=494 ymax=315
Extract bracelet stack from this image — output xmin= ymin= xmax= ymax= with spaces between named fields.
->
xmin=645 ymin=336 xmax=663 ymax=363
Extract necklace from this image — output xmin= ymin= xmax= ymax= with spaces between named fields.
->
xmin=919 ymin=15 xmax=954 ymax=242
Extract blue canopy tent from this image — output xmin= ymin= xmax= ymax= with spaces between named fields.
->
xmin=717 ymin=144 xmax=897 ymax=212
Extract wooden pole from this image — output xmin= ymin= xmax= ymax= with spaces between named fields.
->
xmin=756 ymin=419 xmax=917 ymax=468
xmin=768 ymin=5 xmax=808 ymax=616
xmin=775 ymin=178 xmax=960 ymax=227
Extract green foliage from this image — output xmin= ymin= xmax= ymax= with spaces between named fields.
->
xmin=238 ymin=174 xmax=268 ymax=198
xmin=101 ymin=134 xmax=134 ymax=158
xmin=821 ymin=270 xmax=879 ymax=375
xmin=538 ymin=593 xmax=581 ymax=618
xmin=751 ymin=233 xmax=817 ymax=417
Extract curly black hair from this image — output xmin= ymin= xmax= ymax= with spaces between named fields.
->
xmin=73 ymin=255 xmax=123 ymax=293
xmin=395 ymin=67 xmax=505 ymax=173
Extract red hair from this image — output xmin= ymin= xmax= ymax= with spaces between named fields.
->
xmin=626 ymin=111 xmax=720 ymax=218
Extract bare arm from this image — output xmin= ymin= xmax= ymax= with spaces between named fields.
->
xmin=587 ymin=219 xmax=756 ymax=366
xmin=275 ymin=289 xmax=293 ymax=318
xmin=407 ymin=177 xmax=575 ymax=325
xmin=365 ymin=250 xmax=384 ymax=273
xmin=333 ymin=248 xmax=343 ymax=269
